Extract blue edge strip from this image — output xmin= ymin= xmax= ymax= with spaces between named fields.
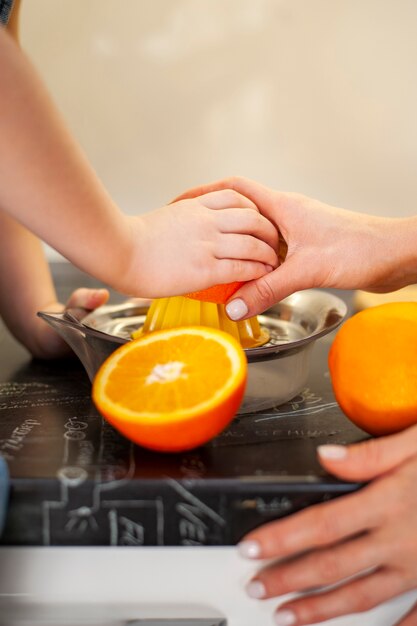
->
xmin=0 ymin=455 xmax=9 ymax=536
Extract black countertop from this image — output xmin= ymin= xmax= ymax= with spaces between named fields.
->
xmin=0 ymin=264 xmax=367 ymax=547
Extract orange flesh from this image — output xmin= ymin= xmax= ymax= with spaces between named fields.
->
xmin=185 ymin=281 xmax=244 ymax=304
xmin=105 ymin=334 xmax=232 ymax=412
xmin=92 ymin=327 xmax=247 ymax=452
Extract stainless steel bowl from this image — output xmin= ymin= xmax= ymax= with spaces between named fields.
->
xmin=38 ymin=290 xmax=347 ymax=414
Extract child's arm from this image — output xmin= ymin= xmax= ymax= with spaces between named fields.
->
xmin=0 ymin=2 xmax=108 ymax=359
xmin=0 ymin=28 xmax=278 ymax=300
xmin=0 ymin=210 xmax=109 ymax=358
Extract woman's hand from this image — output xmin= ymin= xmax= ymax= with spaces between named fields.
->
xmin=174 ymin=177 xmax=417 ymax=318
xmin=126 ymin=189 xmax=279 ymax=297
xmin=238 ymin=426 xmax=417 ymax=625
xmin=32 ymin=287 xmax=109 ymax=359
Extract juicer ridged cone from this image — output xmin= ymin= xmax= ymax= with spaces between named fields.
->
xmin=132 ymin=296 xmax=269 ymax=349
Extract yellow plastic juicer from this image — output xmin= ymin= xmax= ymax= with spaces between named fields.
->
xmin=132 ymin=294 xmax=270 ymax=349
xmin=133 ymin=236 xmax=290 ymax=348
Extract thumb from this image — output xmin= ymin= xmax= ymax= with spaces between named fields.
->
xmin=225 ymin=255 xmax=306 ymax=319
xmin=317 ymin=423 xmax=417 ymax=481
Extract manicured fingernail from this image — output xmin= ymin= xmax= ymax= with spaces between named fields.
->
xmin=238 ymin=540 xmax=261 ymax=559
xmin=246 ymin=580 xmax=266 ymax=599
xmin=274 ymin=609 xmax=297 ymax=626
xmin=318 ymin=444 xmax=347 ymax=460
xmin=226 ymin=298 xmax=248 ymax=321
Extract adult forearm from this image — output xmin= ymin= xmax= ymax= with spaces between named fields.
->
xmin=0 ymin=28 xmax=132 ymax=291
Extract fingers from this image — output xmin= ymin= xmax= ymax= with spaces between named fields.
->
xmin=65 ymin=287 xmax=109 ymax=312
xmin=215 ymin=234 xmax=278 ymax=269
xmin=35 ymin=288 xmax=109 ymax=359
xmin=173 ymin=177 xmax=252 ymax=202
xmin=174 ymin=177 xmax=277 ymax=218
xmin=198 ymin=188 xmax=258 ymax=211
xmin=217 ymin=207 xmax=279 ymax=253
xmin=238 ymin=485 xmax=380 ymax=562
xmin=272 ymin=569 xmax=405 ymax=626
xmin=317 ymin=424 xmax=417 ymax=481
xmin=247 ymin=533 xmax=381 ymax=601
xmin=225 ymin=256 xmax=307 ymax=319
xmin=209 ymin=258 xmax=276 ymax=286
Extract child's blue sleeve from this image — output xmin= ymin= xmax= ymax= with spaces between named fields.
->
xmin=0 ymin=455 xmax=9 ymax=536
xmin=0 ymin=0 xmax=14 ymax=26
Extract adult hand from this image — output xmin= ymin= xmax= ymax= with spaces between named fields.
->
xmin=238 ymin=425 xmax=417 ymax=625
xmin=33 ymin=287 xmax=109 ymax=358
xmin=127 ymin=189 xmax=279 ymax=297
xmin=175 ymin=177 xmax=417 ymax=318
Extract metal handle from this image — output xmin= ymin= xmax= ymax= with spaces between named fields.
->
xmin=37 ymin=308 xmax=125 ymax=342
xmin=37 ymin=308 xmax=87 ymax=331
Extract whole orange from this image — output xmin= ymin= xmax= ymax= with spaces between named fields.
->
xmin=185 ymin=281 xmax=244 ymax=304
xmin=328 ymin=302 xmax=417 ymax=436
xmin=92 ymin=326 xmax=247 ymax=452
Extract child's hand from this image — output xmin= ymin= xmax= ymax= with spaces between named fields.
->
xmin=239 ymin=427 xmax=417 ymax=625
xmin=126 ymin=189 xmax=279 ymax=297
xmin=32 ymin=287 xmax=109 ymax=359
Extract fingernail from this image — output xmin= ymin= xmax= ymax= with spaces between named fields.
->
xmin=265 ymin=264 xmax=274 ymax=273
xmin=87 ymin=291 xmax=106 ymax=308
xmin=317 ymin=444 xmax=347 ymax=460
xmin=226 ymin=298 xmax=248 ymax=321
xmin=89 ymin=289 xmax=106 ymax=300
xmin=238 ymin=540 xmax=261 ymax=559
xmin=274 ymin=609 xmax=297 ymax=626
xmin=246 ymin=580 xmax=266 ymax=599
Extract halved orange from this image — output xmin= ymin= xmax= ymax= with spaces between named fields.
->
xmin=329 ymin=302 xmax=417 ymax=436
xmin=92 ymin=326 xmax=247 ymax=452
xmin=185 ymin=281 xmax=244 ymax=304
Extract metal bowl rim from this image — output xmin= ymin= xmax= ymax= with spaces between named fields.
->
xmin=81 ymin=289 xmax=347 ymax=358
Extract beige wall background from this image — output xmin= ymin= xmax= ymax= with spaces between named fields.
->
xmin=20 ymin=0 xmax=417 ymax=256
